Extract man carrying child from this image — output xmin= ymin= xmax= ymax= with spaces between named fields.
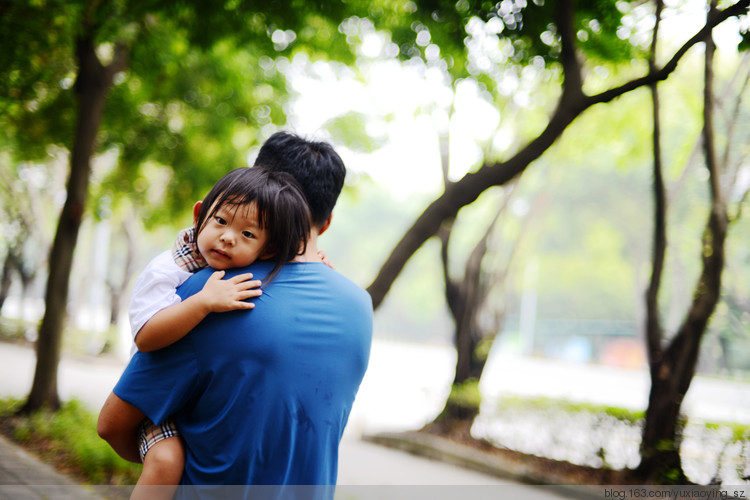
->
xmin=98 ymin=132 xmax=373 ymax=499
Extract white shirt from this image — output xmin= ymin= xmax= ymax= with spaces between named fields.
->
xmin=128 ymin=250 xmax=193 ymax=356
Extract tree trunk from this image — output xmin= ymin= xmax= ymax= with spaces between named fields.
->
xmin=428 ymin=194 xmax=513 ymax=436
xmin=21 ymin=34 xmax=126 ymax=412
xmin=638 ymin=1 xmax=728 ymax=482
xmin=644 ymin=0 xmax=666 ymax=367
xmin=0 ymin=252 xmax=13 ymax=313
xmin=101 ymin=217 xmax=137 ymax=354
xmin=639 ymin=356 xmax=687 ymax=482
xmin=109 ymin=217 xmax=136 ymax=326
xmin=427 ymin=219 xmax=492 ymax=436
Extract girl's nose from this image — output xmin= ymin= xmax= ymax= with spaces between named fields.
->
xmin=220 ymin=230 xmax=235 ymax=245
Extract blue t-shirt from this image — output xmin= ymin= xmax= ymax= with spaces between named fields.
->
xmin=114 ymin=261 xmax=373 ymax=491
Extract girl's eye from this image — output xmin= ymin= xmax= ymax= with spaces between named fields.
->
xmin=214 ymin=216 xmax=227 ymax=225
xmin=242 ymin=231 xmax=254 ymax=239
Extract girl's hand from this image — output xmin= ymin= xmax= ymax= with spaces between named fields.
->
xmin=199 ymin=271 xmax=262 ymax=312
xmin=318 ymin=250 xmax=335 ymax=269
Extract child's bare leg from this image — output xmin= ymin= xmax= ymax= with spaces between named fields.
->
xmin=130 ymin=436 xmax=185 ymax=500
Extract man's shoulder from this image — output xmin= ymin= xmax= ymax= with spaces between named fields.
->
xmin=264 ymin=262 xmax=372 ymax=307
xmin=326 ymin=267 xmax=368 ymax=293
xmin=318 ymin=266 xmax=373 ymax=310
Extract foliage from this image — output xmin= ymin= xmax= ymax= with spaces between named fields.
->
xmin=323 ymin=111 xmax=387 ymax=153
xmin=0 ymin=398 xmax=140 ymax=485
xmin=705 ymin=421 xmax=750 ymax=443
xmin=0 ymin=317 xmax=32 ymax=342
xmin=497 ymin=394 xmax=645 ymax=424
xmin=0 ymin=0 xmax=384 ymax=412
xmin=368 ymin=0 xmax=643 ymax=77
xmin=97 ymin=34 xmax=291 ymax=226
xmin=446 ymin=378 xmax=482 ymax=410
xmin=0 ymin=0 xmax=372 ymax=229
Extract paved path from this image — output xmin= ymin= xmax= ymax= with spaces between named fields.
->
xmin=0 ymin=432 xmax=101 ymax=499
xmin=0 ymin=342 xmax=567 ymax=499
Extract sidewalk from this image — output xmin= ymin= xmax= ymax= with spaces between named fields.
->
xmin=0 ymin=432 xmax=100 ymax=499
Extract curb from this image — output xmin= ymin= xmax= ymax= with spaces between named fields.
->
xmin=364 ymin=431 xmax=600 ymax=499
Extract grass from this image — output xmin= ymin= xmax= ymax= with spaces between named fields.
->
xmin=497 ymin=394 xmax=646 ymax=423
xmin=486 ymin=393 xmax=750 ymax=483
xmin=0 ymin=397 xmax=141 ymax=485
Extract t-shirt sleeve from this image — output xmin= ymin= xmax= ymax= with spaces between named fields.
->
xmin=113 ymin=338 xmax=200 ymax=426
xmin=129 ymin=250 xmax=193 ymax=341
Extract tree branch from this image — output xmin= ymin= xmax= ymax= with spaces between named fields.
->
xmin=366 ymin=0 xmax=750 ymax=309
xmin=439 ymin=218 xmax=460 ymax=317
xmin=645 ymin=0 xmax=666 ymax=367
xmin=666 ymin=0 xmax=729 ymax=389
xmin=585 ymin=0 xmax=749 ymax=108
xmin=721 ymin=52 xmax=750 ymax=195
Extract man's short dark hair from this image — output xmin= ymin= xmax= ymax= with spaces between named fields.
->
xmin=254 ymin=131 xmax=346 ymax=228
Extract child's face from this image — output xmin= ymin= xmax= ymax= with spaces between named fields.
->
xmin=196 ymin=201 xmax=270 ymax=270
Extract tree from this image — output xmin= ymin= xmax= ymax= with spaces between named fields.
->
xmin=101 ymin=211 xmax=137 ymax=354
xmin=421 ymin=118 xmax=548 ymax=436
xmin=0 ymin=161 xmax=57 ymax=318
xmin=27 ymin=13 xmax=130 ymax=412
xmin=639 ymin=0 xmax=750 ymax=482
xmin=366 ymin=0 xmax=750 ymax=308
xmin=426 ymin=182 xmax=549 ymax=436
xmin=0 ymin=0 xmax=360 ymax=411
xmin=358 ymin=0 xmax=748 ymax=483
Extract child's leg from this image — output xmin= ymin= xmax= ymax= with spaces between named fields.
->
xmin=131 ymin=436 xmax=185 ymax=500
xmin=130 ymin=419 xmax=184 ymax=500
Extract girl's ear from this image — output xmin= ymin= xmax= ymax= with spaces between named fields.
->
xmin=192 ymin=201 xmax=203 ymax=225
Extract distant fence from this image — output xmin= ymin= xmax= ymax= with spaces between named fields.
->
xmin=500 ymin=316 xmax=750 ymax=374
xmin=500 ymin=316 xmax=643 ymax=368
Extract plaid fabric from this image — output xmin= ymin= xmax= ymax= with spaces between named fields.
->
xmin=171 ymin=227 xmax=207 ymax=272
xmin=138 ymin=417 xmax=181 ymax=461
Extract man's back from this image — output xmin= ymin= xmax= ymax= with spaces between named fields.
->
xmin=114 ymin=261 xmax=372 ymax=487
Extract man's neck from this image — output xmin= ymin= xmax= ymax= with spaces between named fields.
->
xmin=293 ymin=228 xmax=322 ymax=262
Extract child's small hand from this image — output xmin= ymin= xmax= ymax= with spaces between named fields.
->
xmin=318 ymin=250 xmax=335 ymax=269
xmin=199 ymin=271 xmax=262 ymax=313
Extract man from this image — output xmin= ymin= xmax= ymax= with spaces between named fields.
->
xmin=98 ymin=132 xmax=373 ymax=498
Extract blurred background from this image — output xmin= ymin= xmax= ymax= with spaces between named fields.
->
xmin=1 ymin=0 xmax=750 ymax=487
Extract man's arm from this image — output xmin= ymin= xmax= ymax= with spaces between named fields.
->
xmin=97 ymin=392 xmax=145 ymax=463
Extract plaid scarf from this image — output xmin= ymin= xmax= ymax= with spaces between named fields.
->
xmin=171 ymin=227 xmax=207 ymax=272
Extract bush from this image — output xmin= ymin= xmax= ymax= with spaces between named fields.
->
xmin=0 ymin=397 xmax=141 ymax=485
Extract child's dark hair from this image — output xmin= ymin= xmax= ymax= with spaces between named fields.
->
xmin=194 ymin=167 xmax=310 ymax=283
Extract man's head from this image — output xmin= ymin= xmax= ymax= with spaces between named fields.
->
xmin=254 ymin=131 xmax=346 ymax=230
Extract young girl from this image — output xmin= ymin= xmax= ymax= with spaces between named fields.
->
xmin=126 ymin=167 xmax=311 ymax=499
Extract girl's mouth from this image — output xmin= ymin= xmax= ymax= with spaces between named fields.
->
xmin=211 ymin=249 xmax=230 ymax=260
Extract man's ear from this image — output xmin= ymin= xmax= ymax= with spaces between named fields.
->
xmin=193 ymin=201 xmax=203 ymax=225
xmin=317 ymin=213 xmax=333 ymax=236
